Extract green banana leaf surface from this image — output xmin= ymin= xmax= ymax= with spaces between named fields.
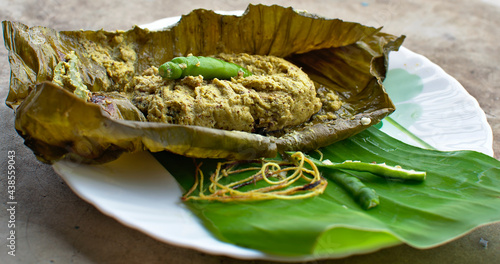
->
xmin=3 ymin=4 xmax=403 ymax=163
xmin=154 ymin=127 xmax=500 ymax=257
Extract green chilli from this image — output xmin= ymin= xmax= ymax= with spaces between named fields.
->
xmin=308 ymin=156 xmax=427 ymax=181
xmin=158 ymin=56 xmax=252 ymax=80
xmin=325 ymin=170 xmax=380 ymax=210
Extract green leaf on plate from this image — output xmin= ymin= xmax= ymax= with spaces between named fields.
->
xmin=153 ymin=127 xmax=500 ymax=257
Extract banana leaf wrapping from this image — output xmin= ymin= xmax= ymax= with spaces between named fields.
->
xmin=2 ymin=4 xmax=404 ymax=164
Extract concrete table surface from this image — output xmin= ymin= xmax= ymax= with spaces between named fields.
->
xmin=1 ymin=0 xmax=499 ymax=263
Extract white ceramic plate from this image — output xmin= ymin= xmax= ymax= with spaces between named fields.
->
xmin=53 ymin=12 xmax=494 ymax=262
xmin=380 ymin=47 xmax=493 ymax=156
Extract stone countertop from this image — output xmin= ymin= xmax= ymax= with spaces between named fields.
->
xmin=1 ymin=0 xmax=499 ymax=263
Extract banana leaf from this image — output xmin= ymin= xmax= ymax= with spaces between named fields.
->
xmin=155 ymin=127 xmax=500 ymax=257
xmin=3 ymin=4 xmax=404 ymax=163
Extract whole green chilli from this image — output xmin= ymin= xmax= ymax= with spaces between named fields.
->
xmin=307 ymin=156 xmax=427 ymax=181
xmin=158 ymin=56 xmax=252 ymax=80
xmin=326 ymin=170 xmax=380 ymax=210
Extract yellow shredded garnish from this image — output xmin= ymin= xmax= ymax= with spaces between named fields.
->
xmin=182 ymin=152 xmax=327 ymax=202
xmin=314 ymin=149 xmax=324 ymax=161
